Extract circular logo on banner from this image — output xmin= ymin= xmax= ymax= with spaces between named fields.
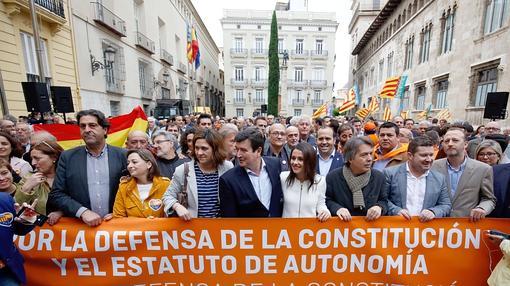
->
xmin=149 ymin=199 xmax=162 ymax=211
xmin=0 ymin=212 xmax=14 ymax=227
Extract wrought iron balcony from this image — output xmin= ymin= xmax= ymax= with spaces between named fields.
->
xmin=234 ymin=98 xmax=246 ymax=105
xmin=230 ymin=48 xmax=248 ymax=58
xmin=160 ymin=49 xmax=173 ymax=66
xmin=287 ymin=80 xmax=309 ymax=88
xmin=3 ymin=0 xmax=66 ymax=27
xmin=310 ymin=50 xmax=328 ymax=59
xmin=310 ymin=80 xmax=327 ymax=88
xmin=291 ymin=50 xmax=308 ymax=58
xmin=312 ymin=99 xmax=324 ymax=106
xmin=250 ymin=79 xmax=267 ymax=88
xmin=292 ymin=99 xmax=305 ymax=106
xmin=230 ymin=78 xmax=248 ymax=87
xmin=36 ymin=0 xmax=65 ymax=18
xmin=251 ymin=49 xmax=267 ymax=57
xmin=177 ymin=62 xmax=187 ymax=74
xmin=91 ymin=2 xmax=126 ymax=37
xmin=135 ymin=31 xmax=155 ymax=54
xmin=106 ymin=80 xmax=125 ymax=95
xmin=253 ymin=97 xmax=266 ymax=104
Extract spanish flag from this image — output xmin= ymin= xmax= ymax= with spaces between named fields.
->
xmin=34 ymin=106 xmax=148 ymax=150
xmin=380 ymin=76 xmax=400 ymax=99
xmin=383 ymin=105 xmax=392 ymax=121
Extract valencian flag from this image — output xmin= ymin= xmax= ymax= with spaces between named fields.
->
xmin=368 ymin=96 xmax=380 ymax=113
xmin=192 ymin=27 xmax=200 ymax=65
xmin=312 ymin=102 xmax=328 ymax=119
xmin=436 ymin=109 xmax=452 ymax=120
xmin=417 ymin=104 xmax=432 ymax=120
xmin=380 ymin=76 xmax=400 ymax=99
xmin=355 ymin=108 xmax=370 ymax=120
xmin=383 ymin=105 xmax=392 ymax=121
xmin=34 ymin=106 xmax=148 ymax=150
xmin=401 ymin=110 xmax=410 ymax=119
xmin=186 ymin=23 xmax=193 ymax=63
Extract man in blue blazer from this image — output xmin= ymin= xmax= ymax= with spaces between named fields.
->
xmin=384 ymin=136 xmax=451 ymax=221
xmin=220 ymin=128 xmax=283 ymax=217
xmin=47 ymin=110 xmax=126 ymax=226
xmin=316 ymin=127 xmax=344 ymax=176
xmin=490 ymin=163 xmax=510 ymax=218
xmin=0 ymin=192 xmax=35 ymax=285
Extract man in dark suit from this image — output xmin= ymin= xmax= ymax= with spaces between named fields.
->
xmin=220 ymin=127 xmax=283 ymax=217
xmin=490 ymin=163 xmax=510 ymax=218
xmin=47 ymin=109 xmax=126 ymax=226
xmin=316 ymin=127 xmax=344 ymax=176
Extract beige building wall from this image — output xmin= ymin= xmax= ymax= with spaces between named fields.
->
xmin=351 ymin=0 xmax=510 ymax=126
xmin=0 ymin=0 xmax=80 ymax=116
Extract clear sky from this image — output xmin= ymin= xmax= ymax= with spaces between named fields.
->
xmin=190 ymin=0 xmax=352 ymax=89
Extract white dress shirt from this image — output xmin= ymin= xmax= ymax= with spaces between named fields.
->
xmin=318 ymin=151 xmax=334 ymax=176
xmin=406 ymin=163 xmax=428 ymax=216
xmin=246 ymin=158 xmax=272 ymax=210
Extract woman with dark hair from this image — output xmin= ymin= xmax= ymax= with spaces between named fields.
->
xmin=0 ymin=131 xmax=32 ymax=177
xmin=15 ymin=140 xmax=64 ymax=225
xmin=163 ymin=129 xmax=233 ymax=220
xmin=281 ymin=142 xmax=330 ymax=221
xmin=113 ymin=149 xmax=170 ymax=218
xmin=0 ymin=159 xmax=16 ymax=195
xmin=179 ymin=127 xmax=196 ymax=159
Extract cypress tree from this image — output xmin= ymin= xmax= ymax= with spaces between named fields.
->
xmin=267 ymin=10 xmax=280 ymax=116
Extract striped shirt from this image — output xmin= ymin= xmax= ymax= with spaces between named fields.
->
xmin=194 ymin=163 xmax=220 ymax=218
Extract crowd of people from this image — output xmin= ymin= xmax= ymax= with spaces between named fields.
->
xmin=1 ymin=109 xmax=510 ymax=285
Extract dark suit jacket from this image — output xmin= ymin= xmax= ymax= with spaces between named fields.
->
xmin=316 ymin=151 xmax=344 ymax=175
xmin=219 ymin=156 xmax=283 ymax=217
xmin=47 ymin=145 xmax=127 ymax=217
xmin=490 ymin=163 xmax=510 ymax=218
xmin=325 ymin=167 xmax=387 ymax=216
xmin=0 ymin=192 xmax=35 ymax=284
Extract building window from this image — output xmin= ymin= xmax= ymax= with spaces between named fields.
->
xmin=295 ymin=39 xmax=304 ymax=54
xmin=138 ymin=59 xmax=153 ymax=99
xmin=378 ymin=59 xmax=384 ymax=82
xmin=298 ymin=26 xmax=302 ymax=31
xmin=315 ymin=39 xmax=323 ymax=54
xmin=473 ymin=66 xmax=498 ymax=107
xmin=415 ymin=84 xmax=426 ymax=110
xmin=110 ymin=101 xmax=120 ymax=116
xmin=278 ymin=38 xmax=284 ymax=53
xmin=402 ymin=86 xmax=410 ymax=110
xmin=234 ymin=66 xmax=244 ymax=81
xmin=254 ymin=67 xmax=263 ymax=81
xmin=441 ymin=9 xmax=455 ymax=54
xmin=484 ymin=0 xmax=509 ymax=34
xmin=294 ymin=68 xmax=303 ymax=82
xmin=255 ymin=38 xmax=264 ymax=53
xmin=434 ymin=78 xmax=448 ymax=109
xmin=370 ymin=67 xmax=375 ymax=86
xmin=257 ymin=25 xmax=261 ymax=29
xmin=404 ymin=35 xmax=414 ymax=70
xmin=234 ymin=37 xmax=243 ymax=52
xmin=318 ymin=27 xmax=322 ymax=31
xmin=295 ymin=90 xmax=303 ymax=101
xmin=237 ymin=24 xmax=241 ymax=29
xmin=419 ymin=24 xmax=431 ymax=63
xmin=314 ymin=90 xmax=321 ymax=101
xmin=255 ymin=89 xmax=264 ymax=103
xmin=294 ymin=109 xmax=302 ymax=116
xmin=236 ymin=108 xmax=244 ymax=117
xmin=20 ymin=32 xmax=51 ymax=83
xmin=387 ymin=52 xmax=394 ymax=77
xmin=161 ymin=87 xmax=170 ymax=99
xmin=235 ymin=89 xmax=244 ymax=101
xmin=313 ymin=68 xmax=324 ymax=81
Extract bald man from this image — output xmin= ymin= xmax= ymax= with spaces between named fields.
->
xmin=264 ymin=123 xmax=289 ymax=171
xmin=125 ymin=130 xmax=149 ymax=150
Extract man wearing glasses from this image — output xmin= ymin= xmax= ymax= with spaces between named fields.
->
xmin=152 ymin=130 xmax=189 ymax=179
xmin=263 ymin=124 xmax=289 ymax=171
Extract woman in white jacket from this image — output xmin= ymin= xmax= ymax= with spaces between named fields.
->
xmin=281 ymin=142 xmax=330 ymax=221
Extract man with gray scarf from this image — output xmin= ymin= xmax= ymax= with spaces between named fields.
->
xmin=325 ymin=137 xmax=387 ymax=221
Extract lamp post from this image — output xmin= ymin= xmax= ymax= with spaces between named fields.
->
xmin=91 ymin=46 xmax=116 ymax=75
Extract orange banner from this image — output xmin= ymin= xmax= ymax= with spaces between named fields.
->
xmin=15 ymin=217 xmax=510 ymax=285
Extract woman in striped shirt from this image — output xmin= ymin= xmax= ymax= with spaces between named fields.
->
xmin=163 ymin=129 xmax=233 ymax=220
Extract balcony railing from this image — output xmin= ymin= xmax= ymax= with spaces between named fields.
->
xmin=177 ymin=62 xmax=187 ymax=74
xmin=253 ymin=97 xmax=266 ymax=104
xmin=287 ymin=80 xmax=309 ymax=88
xmin=160 ymin=49 xmax=173 ymax=66
xmin=91 ymin=2 xmax=126 ymax=37
xmin=250 ymin=79 xmax=267 ymax=87
xmin=230 ymin=78 xmax=248 ymax=87
xmin=310 ymin=80 xmax=327 ymax=88
xmin=36 ymin=0 xmax=65 ymax=18
xmin=310 ymin=50 xmax=328 ymax=59
xmin=312 ymin=99 xmax=324 ymax=106
xmin=292 ymin=99 xmax=305 ymax=106
xmin=251 ymin=49 xmax=267 ymax=57
xmin=291 ymin=50 xmax=308 ymax=58
xmin=106 ymin=80 xmax=125 ymax=95
xmin=230 ymin=48 xmax=248 ymax=58
xmin=234 ymin=98 xmax=246 ymax=105
xmin=135 ymin=31 xmax=155 ymax=54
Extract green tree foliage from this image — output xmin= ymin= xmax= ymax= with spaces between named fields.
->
xmin=267 ymin=10 xmax=280 ymax=116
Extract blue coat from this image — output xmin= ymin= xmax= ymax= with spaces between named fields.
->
xmin=0 ymin=192 xmax=35 ymax=284
xmin=219 ymin=156 xmax=283 ymax=217
xmin=490 ymin=163 xmax=510 ymax=218
xmin=383 ymin=164 xmax=451 ymax=217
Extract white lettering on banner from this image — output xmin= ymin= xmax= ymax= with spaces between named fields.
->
xmin=221 ymin=229 xmax=254 ymax=249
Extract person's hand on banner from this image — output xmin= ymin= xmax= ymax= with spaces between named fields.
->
xmin=398 ymin=209 xmax=411 ymax=220
xmin=336 ymin=208 xmax=351 ymax=221
xmin=470 ymin=207 xmax=487 ymax=222
xmin=174 ymin=203 xmax=192 ymax=221
xmin=419 ymin=209 xmax=435 ymax=222
xmin=81 ymin=209 xmax=102 ymax=226
xmin=103 ymin=213 xmax=113 ymax=221
xmin=316 ymin=209 xmax=330 ymax=222
xmin=47 ymin=211 xmax=63 ymax=226
xmin=365 ymin=206 xmax=382 ymax=221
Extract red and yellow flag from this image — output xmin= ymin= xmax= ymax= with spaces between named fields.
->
xmin=355 ymin=108 xmax=370 ymax=119
xmin=338 ymin=99 xmax=356 ymax=114
xmin=34 ymin=106 xmax=148 ymax=150
xmin=383 ymin=105 xmax=392 ymax=121
xmin=312 ymin=102 xmax=328 ymax=119
xmin=380 ymin=76 xmax=400 ymax=99
xmin=400 ymin=110 xmax=409 ymax=119
xmin=368 ymin=96 xmax=380 ymax=113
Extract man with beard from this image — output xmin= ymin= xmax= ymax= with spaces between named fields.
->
xmin=384 ymin=136 xmax=451 ymax=221
xmin=432 ymin=129 xmax=496 ymax=220
xmin=316 ymin=127 xmax=344 ymax=176
xmin=152 ymin=130 xmax=188 ymax=178
xmin=372 ymin=122 xmax=408 ymax=171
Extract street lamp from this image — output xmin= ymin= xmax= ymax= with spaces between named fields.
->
xmin=90 ymin=46 xmax=116 ymax=76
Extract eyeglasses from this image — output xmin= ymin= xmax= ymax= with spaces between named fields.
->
xmin=477 ymin=152 xmax=498 ymax=158
xmin=153 ymin=139 xmax=171 ymax=145
xmin=270 ymin=132 xmax=286 ymax=137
